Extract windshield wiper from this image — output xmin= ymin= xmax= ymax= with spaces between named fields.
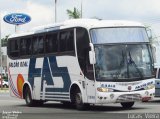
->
xmin=128 ymin=51 xmax=144 ymax=80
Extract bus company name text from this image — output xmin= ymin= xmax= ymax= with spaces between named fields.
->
xmin=9 ymin=61 xmax=28 ymax=68
xmin=101 ymin=84 xmax=116 ymax=88
xmin=135 ymin=81 xmax=154 ymax=90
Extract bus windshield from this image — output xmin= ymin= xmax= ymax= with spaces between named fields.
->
xmin=95 ymin=44 xmax=153 ymax=80
xmin=94 ymin=44 xmax=154 ymax=81
xmin=90 ymin=27 xmax=154 ymax=81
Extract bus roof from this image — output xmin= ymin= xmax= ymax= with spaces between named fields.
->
xmin=9 ymin=19 xmax=144 ymax=38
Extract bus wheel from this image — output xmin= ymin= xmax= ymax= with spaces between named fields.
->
xmin=75 ymin=90 xmax=86 ymax=110
xmin=24 ymin=87 xmax=44 ymax=107
xmin=121 ymin=102 xmax=134 ymax=108
xmin=24 ymin=87 xmax=34 ymax=106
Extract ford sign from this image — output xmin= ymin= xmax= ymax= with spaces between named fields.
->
xmin=3 ymin=13 xmax=31 ymax=25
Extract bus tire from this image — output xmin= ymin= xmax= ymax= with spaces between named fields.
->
xmin=75 ymin=90 xmax=87 ymax=110
xmin=121 ymin=102 xmax=134 ymax=108
xmin=24 ymin=87 xmax=34 ymax=106
xmin=24 ymin=87 xmax=43 ymax=107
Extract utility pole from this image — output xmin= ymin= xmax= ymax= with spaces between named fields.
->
xmin=55 ymin=0 xmax=57 ymax=23
xmin=15 ymin=25 xmax=19 ymax=33
xmin=81 ymin=0 xmax=83 ymax=18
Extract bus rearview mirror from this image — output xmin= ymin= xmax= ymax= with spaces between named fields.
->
xmin=89 ymin=51 xmax=96 ymax=64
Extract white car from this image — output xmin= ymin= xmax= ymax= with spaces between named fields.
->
xmin=0 ymin=80 xmax=9 ymax=88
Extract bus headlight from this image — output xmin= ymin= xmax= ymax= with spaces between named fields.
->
xmin=97 ymin=87 xmax=114 ymax=92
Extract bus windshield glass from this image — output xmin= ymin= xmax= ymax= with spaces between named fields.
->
xmin=94 ymin=44 xmax=154 ymax=81
xmin=90 ymin=27 xmax=154 ymax=81
xmin=90 ymin=27 xmax=149 ymax=44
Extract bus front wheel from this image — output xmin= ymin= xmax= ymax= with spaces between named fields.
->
xmin=121 ymin=102 xmax=134 ymax=108
xmin=75 ymin=90 xmax=89 ymax=110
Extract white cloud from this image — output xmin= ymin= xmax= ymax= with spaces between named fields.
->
xmin=1 ymin=0 xmax=54 ymax=37
xmin=22 ymin=1 xmax=54 ymax=29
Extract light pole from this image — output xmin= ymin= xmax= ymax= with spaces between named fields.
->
xmin=81 ymin=0 xmax=83 ymax=18
xmin=54 ymin=0 xmax=57 ymax=23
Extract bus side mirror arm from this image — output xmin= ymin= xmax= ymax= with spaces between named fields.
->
xmin=89 ymin=43 xmax=96 ymax=64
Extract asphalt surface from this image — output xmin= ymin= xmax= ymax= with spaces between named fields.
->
xmin=0 ymin=92 xmax=160 ymax=119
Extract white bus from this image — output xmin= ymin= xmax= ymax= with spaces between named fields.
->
xmin=7 ymin=19 xmax=155 ymax=110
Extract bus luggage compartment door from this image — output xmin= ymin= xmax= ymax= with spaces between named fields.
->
xmin=86 ymin=79 xmax=96 ymax=103
xmin=155 ymin=80 xmax=160 ymax=97
xmin=155 ymin=68 xmax=160 ymax=97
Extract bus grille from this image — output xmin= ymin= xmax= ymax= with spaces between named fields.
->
xmin=116 ymin=94 xmax=142 ymax=102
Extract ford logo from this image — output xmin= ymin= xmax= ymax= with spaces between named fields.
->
xmin=3 ymin=13 xmax=31 ymax=25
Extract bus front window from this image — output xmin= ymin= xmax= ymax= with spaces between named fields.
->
xmin=94 ymin=44 xmax=154 ymax=81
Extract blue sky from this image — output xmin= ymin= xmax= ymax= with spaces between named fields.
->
xmin=0 ymin=0 xmax=160 ymax=40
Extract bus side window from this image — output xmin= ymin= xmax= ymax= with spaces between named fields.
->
xmin=66 ymin=30 xmax=74 ymax=51
xmin=59 ymin=31 xmax=67 ymax=52
xmin=46 ymin=33 xmax=58 ymax=53
xmin=27 ymin=38 xmax=32 ymax=55
xmin=59 ymin=30 xmax=74 ymax=52
xmin=33 ymin=36 xmax=44 ymax=55
xmin=20 ymin=38 xmax=27 ymax=55
xmin=20 ymin=38 xmax=32 ymax=56
xmin=9 ymin=39 xmax=20 ymax=58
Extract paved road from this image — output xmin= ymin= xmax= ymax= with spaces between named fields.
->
xmin=0 ymin=92 xmax=160 ymax=119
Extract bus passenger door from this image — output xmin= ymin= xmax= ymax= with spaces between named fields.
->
xmin=75 ymin=27 xmax=96 ymax=103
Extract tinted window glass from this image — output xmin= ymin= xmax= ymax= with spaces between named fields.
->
xmin=9 ymin=39 xmax=19 ymax=57
xmin=66 ymin=31 xmax=74 ymax=51
xmin=20 ymin=38 xmax=32 ymax=56
xmin=46 ymin=33 xmax=58 ymax=53
xmin=59 ymin=30 xmax=74 ymax=52
xmin=59 ymin=31 xmax=67 ymax=52
xmin=33 ymin=36 xmax=44 ymax=55
xmin=76 ymin=27 xmax=94 ymax=80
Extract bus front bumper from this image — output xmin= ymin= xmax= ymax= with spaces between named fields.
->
xmin=96 ymin=89 xmax=155 ymax=104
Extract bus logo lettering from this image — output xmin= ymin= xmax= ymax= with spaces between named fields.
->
xmin=28 ymin=56 xmax=71 ymax=92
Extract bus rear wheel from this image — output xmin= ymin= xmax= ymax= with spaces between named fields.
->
xmin=24 ymin=87 xmax=33 ymax=106
xmin=24 ymin=87 xmax=43 ymax=107
xmin=121 ymin=102 xmax=134 ymax=108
